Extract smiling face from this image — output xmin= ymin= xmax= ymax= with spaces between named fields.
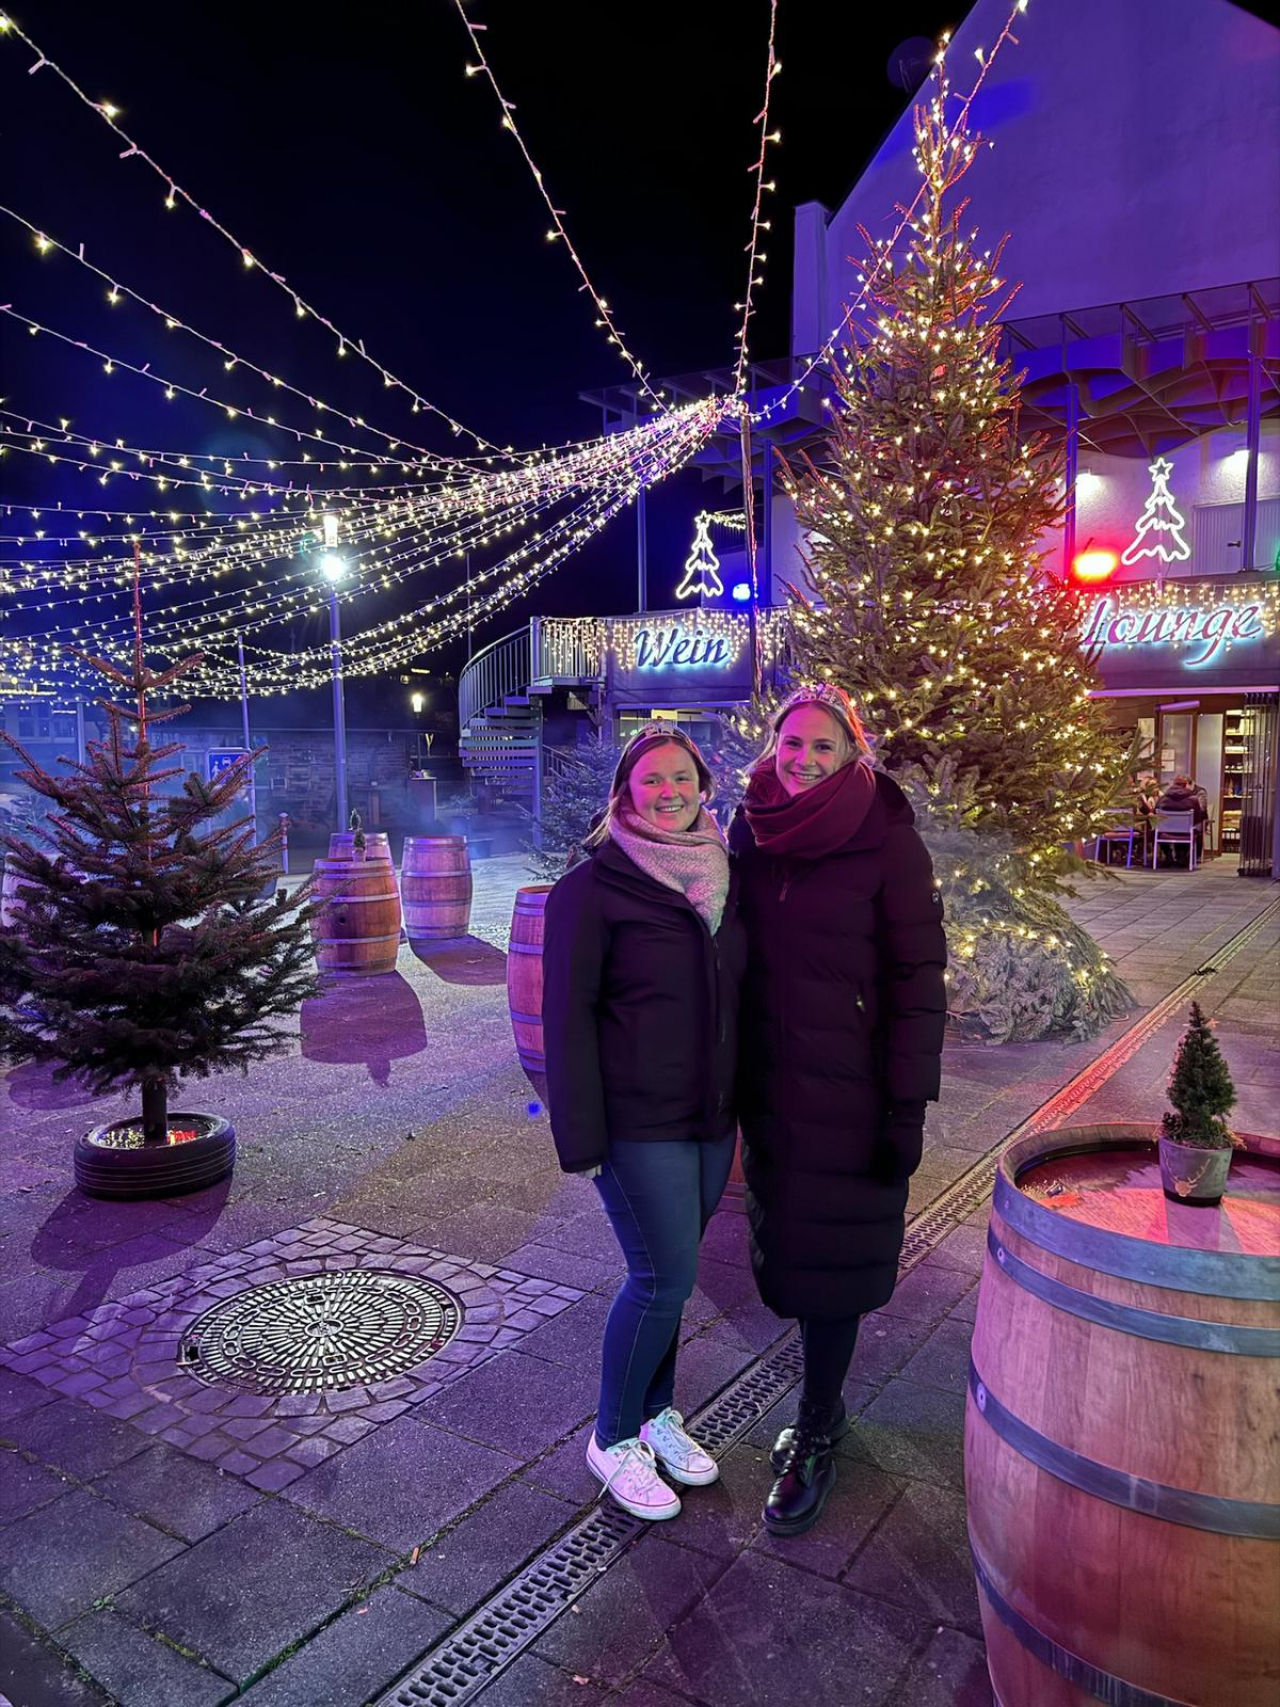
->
xmin=626 ymin=741 xmax=703 ymax=832
xmin=774 ymin=704 xmax=852 ymax=797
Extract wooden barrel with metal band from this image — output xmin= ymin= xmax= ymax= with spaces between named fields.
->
xmin=309 ymin=857 xmax=402 ymax=976
xmin=401 ymin=836 xmax=473 ymax=941
xmin=507 ymin=885 xmax=552 ymax=1100
xmin=965 ymin=1123 xmax=1280 ymax=1707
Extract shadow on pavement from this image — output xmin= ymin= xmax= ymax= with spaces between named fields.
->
xmin=409 ymin=935 xmax=508 ymax=987
xmin=6 ymin=1059 xmax=100 ymax=1113
xmin=30 ymin=1180 xmax=232 ymax=1322
xmin=300 ymin=972 xmax=429 ymax=1086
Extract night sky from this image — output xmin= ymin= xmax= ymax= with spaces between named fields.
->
xmin=1 ymin=1 xmax=958 ymax=719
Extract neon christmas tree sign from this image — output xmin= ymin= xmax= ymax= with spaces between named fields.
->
xmin=676 ymin=511 xmax=725 ymax=600
xmin=1121 ymin=457 xmax=1192 ymax=567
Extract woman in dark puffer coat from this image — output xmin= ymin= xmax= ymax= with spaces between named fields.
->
xmin=730 ymin=684 xmax=947 ymax=1536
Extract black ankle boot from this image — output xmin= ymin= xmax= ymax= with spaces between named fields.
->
xmin=770 ymin=1401 xmax=849 ymax=1472
xmin=763 ymin=1407 xmax=837 ymax=1537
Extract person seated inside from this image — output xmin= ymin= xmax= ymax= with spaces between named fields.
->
xmin=1155 ymin=774 xmax=1207 ymax=865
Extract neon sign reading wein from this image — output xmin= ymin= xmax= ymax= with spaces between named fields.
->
xmin=634 ymin=624 xmax=735 ymax=669
xmin=1082 ymin=595 xmax=1265 ymax=667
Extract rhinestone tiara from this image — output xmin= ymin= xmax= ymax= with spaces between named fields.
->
xmin=777 ymin=682 xmax=855 ymax=718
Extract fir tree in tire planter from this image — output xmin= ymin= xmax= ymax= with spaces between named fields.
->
xmin=0 ymin=647 xmax=320 ymax=1200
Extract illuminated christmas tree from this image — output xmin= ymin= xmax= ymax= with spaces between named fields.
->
xmin=676 ymin=511 xmax=725 ymax=600
xmin=782 ymin=72 xmax=1135 ymax=1041
xmin=1121 ymin=457 xmax=1191 ymax=566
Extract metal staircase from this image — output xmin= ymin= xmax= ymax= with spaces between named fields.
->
xmin=458 ymin=619 xmax=605 ymax=814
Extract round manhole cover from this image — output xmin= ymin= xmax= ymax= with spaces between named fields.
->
xmin=179 ymin=1270 xmax=462 ymax=1395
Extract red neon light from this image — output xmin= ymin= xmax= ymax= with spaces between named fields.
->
xmin=1071 ymin=549 xmax=1119 ymax=585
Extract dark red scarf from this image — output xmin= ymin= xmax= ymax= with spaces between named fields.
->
xmin=743 ymin=758 xmax=877 ymax=859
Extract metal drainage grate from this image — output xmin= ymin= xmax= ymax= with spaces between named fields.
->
xmin=179 ymin=1270 xmax=461 ymax=1395
xmin=375 ymin=1332 xmax=804 ymax=1707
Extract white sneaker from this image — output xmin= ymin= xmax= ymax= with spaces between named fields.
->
xmin=640 ymin=1407 xmax=719 ymax=1487
xmin=586 ymin=1434 xmax=682 ymax=1520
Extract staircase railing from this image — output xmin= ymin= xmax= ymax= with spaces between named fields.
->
xmin=458 ymin=627 xmax=531 ymax=734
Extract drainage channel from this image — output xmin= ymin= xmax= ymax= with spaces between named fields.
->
xmin=373 ymin=893 xmax=1279 ymax=1707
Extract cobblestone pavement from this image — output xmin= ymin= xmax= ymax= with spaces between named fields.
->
xmin=0 ymin=856 xmax=1275 ymax=1707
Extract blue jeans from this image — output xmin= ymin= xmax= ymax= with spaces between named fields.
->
xmin=593 ymin=1134 xmax=736 ymax=1449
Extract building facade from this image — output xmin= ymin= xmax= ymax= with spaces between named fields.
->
xmin=457 ymin=0 xmax=1280 ymax=870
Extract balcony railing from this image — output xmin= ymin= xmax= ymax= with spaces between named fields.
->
xmin=533 ymin=617 xmax=605 ymax=683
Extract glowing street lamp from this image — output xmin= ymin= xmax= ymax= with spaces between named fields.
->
xmin=317 ymin=513 xmax=350 ymax=830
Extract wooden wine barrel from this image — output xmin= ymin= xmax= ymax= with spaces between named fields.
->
xmin=508 ymin=885 xmax=552 ymax=1100
xmin=965 ymin=1122 xmax=1280 ymax=1707
xmin=309 ymin=857 xmax=401 ymax=976
xmin=401 ymin=836 xmax=472 ymax=941
xmin=327 ymin=830 xmax=392 ymax=864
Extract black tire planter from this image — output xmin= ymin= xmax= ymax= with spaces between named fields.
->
xmin=74 ymin=1113 xmax=235 ymax=1200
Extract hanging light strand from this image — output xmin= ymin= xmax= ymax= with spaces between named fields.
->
xmin=730 ymin=0 xmax=781 ymax=396
xmin=0 ymin=14 xmax=526 ymax=457
xmin=449 ymin=0 xmax=670 ymax=415
xmin=754 ymin=0 xmax=1031 ymax=426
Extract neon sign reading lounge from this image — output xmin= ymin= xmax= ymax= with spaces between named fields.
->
xmin=1082 ymin=594 xmax=1267 ymax=668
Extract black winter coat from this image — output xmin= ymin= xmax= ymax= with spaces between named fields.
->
xmin=542 ymin=838 xmax=747 ymax=1174
xmin=730 ymin=772 xmax=947 ymax=1318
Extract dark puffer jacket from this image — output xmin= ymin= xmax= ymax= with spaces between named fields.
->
xmin=542 ymin=838 xmax=747 ymax=1174
xmin=730 ymin=772 xmax=947 ymax=1318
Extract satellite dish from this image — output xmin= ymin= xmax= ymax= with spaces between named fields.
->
xmin=887 ymin=37 xmax=935 ymax=95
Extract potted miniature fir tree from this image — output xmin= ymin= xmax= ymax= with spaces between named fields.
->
xmin=1159 ymin=1001 xmax=1241 ymax=1206
xmin=0 ymin=646 xmax=319 ymax=1199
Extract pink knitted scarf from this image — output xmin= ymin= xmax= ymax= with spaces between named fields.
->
xmin=608 ymin=805 xmax=730 ymax=934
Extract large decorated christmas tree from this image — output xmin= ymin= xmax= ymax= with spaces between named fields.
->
xmin=782 ymin=73 xmax=1135 ymax=1041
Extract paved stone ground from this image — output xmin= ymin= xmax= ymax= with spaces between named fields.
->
xmin=0 ymin=856 xmax=1275 ymax=1707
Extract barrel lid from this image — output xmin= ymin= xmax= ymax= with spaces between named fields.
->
xmin=995 ymin=1124 xmax=1280 ymax=1301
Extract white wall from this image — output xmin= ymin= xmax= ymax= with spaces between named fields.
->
xmin=1045 ymin=420 xmax=1280 ymax=579
xmin=793 ymin=0 xmax=1280 ymax=349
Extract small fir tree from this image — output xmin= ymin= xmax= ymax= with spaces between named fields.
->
xmin=780 ymin=66 xmax=1136 ymax=1041
xmin=1163 ymin=1001 xmax=1237 ymax=1149
xmin=0 ymin=647 xmax=320 ymax=1143
xmin=527 ymin=737 xmax=621 ymax=879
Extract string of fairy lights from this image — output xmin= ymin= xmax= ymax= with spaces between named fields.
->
xmin=750 ymin=0 xmax=1032 ymax=429
xmin=0 ymin=2 xmax=1038 ymax=708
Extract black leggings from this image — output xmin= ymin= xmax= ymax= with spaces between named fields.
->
xmin=799 ymin=1316 xmax=862 ymax=1419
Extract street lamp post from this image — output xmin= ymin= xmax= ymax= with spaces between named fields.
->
xmin=319 ymin=514 xmax=349 ymax=831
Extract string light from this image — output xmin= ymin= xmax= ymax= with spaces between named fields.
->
xmin=730 ymin=0 xmax=781 ymax=393
xmin=753 ymin=0 xmax=1033 ymax=428
xmin=449 ymin=0 xmax=670 ymax=414
xmin=0 ymin=14 xmax=525 ymax=457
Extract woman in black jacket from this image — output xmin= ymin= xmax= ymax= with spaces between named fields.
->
xmin=730 ymin=685 xmax=947 ymax=1536
xmin=543 ymin=726 xmax=746 ymax=1523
